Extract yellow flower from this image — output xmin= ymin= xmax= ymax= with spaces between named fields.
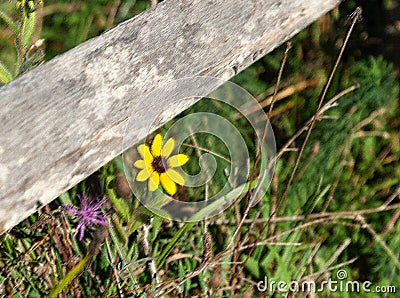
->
xmin=134 ymin=134 xmax=189 ymax=196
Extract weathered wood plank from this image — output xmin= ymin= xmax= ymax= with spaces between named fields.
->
xmin=0 ymin=0 xmax=342 ymax=234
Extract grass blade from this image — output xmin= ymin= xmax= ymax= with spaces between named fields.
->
xmin=21 ymin=11 xmax=36 ymax=51
xmin=0 ymin=9 xmax=17 ymax=33
xmin=49 ymin=255 xmax=90 ymax=298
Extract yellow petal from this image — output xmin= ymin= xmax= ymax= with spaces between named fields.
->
xmin=161 ymin=138 xmax=175 ymax=157
xmin=166 ymin=168 xmax=185 ymax=186
xmin=160 ymin=173 xmax=177 ymax=195
xmin=146 ymin=164 xmax=154 ymax=173
xmin=137 ymin=144 xmax=153 ymax=163
xmin=136 ymin=169 xmax=150 ymax=182
xmin=151 ymin=134 xmax=162 ymax=157
xmin=148 ymin=172 xmax=160 ymax=191
xmin=134 ymin=160 xmax=145 ymax=169
xmin=167 ymin=154 xmax=189 ymax=167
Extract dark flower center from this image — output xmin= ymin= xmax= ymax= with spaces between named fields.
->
xmin=152 ymin=156 xmax=167 ymax=173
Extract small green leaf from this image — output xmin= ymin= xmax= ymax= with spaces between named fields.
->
xmin=0 ymin=61 xmax=13 ymax=83
xmin=242 ymin=254 xmax=260 ymax=279
xmin=111 ymin=215 xmax=128 ymax=244
xmin=0 ymin=9 xmax=18 ymax=33
xmin=21 ymin=10 xmax=36 ymax=51
xmin=178 ymin=261 xmax=186 ymax=294
xmin=106 ymin=175 xmax=130 ymax=222
xmin=150 ymin=217 xmax=162 ymax=242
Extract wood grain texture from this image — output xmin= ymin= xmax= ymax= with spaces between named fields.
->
xmin=0 ymin=0 xmax=342 ymax=234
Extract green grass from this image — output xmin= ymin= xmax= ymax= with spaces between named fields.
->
xmin=1 ymin=0 xmax=400 ymax=297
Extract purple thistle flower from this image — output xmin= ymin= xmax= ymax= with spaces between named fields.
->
xmin=63 ymin=194 xmax=109 ymax=241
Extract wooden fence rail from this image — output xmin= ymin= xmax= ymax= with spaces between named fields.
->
xmin=0 ymin=0 xmax=342 ymax=234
